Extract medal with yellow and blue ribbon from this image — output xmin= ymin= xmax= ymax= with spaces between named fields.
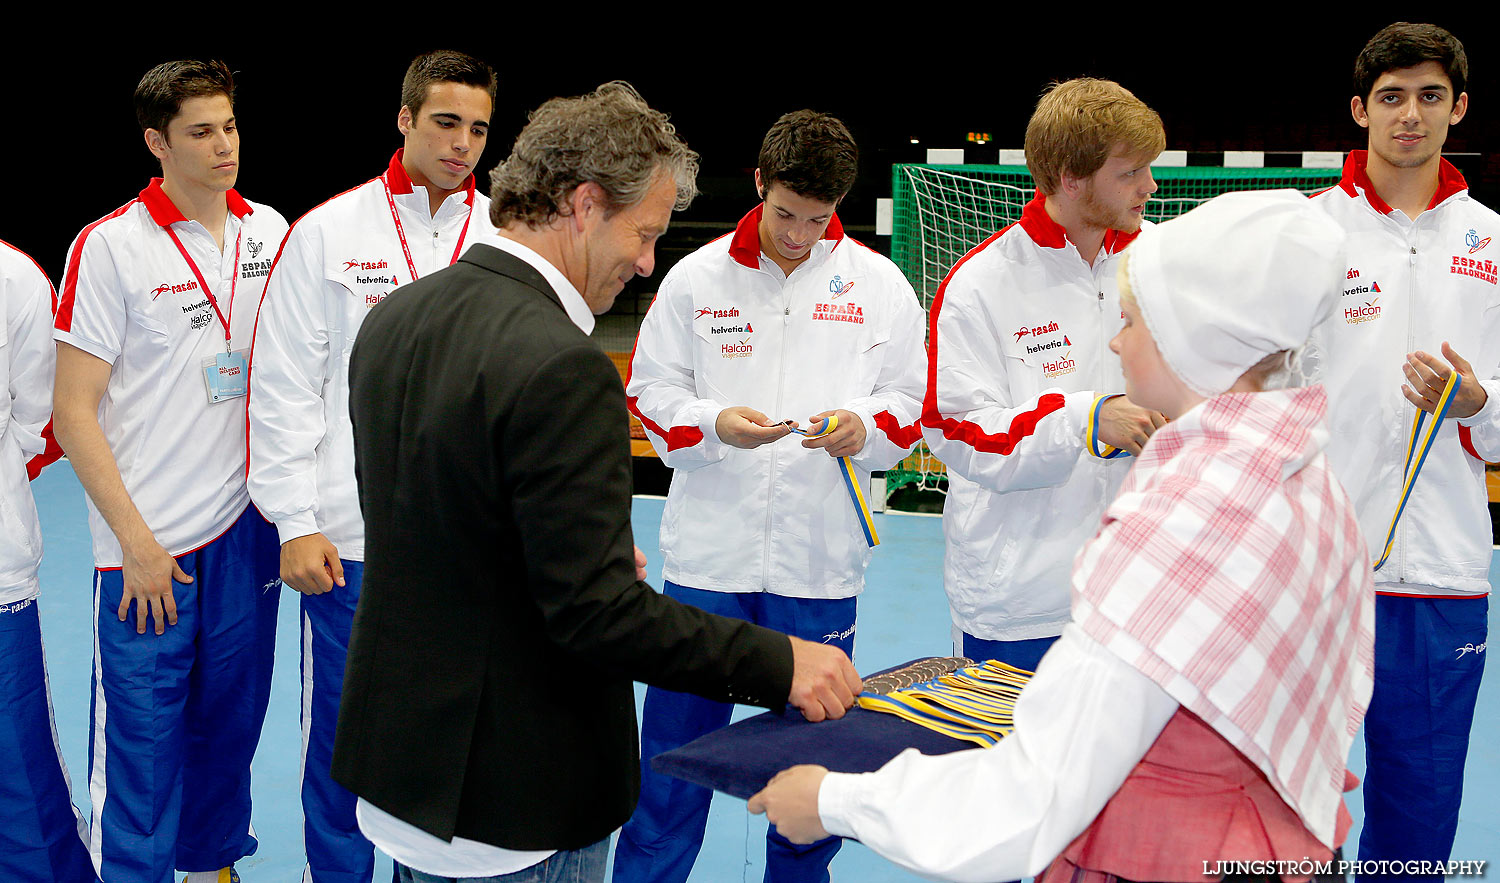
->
xmin=786 ymin=415 xmax=880 ymax=547
xmin=1372 ymin=371 xmax=1461 ymax=572
xmin=1085 ymin=393 xmax=1130 ymax=459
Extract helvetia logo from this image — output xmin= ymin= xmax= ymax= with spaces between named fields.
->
xmin=343 ymin=259 xmax=389 ymax=272
xmin=696 ymin=306 xmax=740 ymax=320
xmin=151 ymin=279 xmax=199 ymax=299
xmin=710 ymin=323 xmax=753 ymax=335
xmin=721 ymin=338 xmax=753 ymax=359
xmin=828 ymin=275 xmax=855 ymax=298
xmin=1451 ymin=255 xmax=1498 ymax=284
xmin=1342 ymin=280 xmax=1380 ymax=297
xmin=1466 ymin=229 xmax=1491 ymax=254
xmin=1344 ymin=298 xmax=1382 ymax=324
xmin=1042 ymin=349 xmax=1076 ymax=378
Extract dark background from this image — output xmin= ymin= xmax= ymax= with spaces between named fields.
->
xmin=7 ymin=14 xmax=1493 ymax=287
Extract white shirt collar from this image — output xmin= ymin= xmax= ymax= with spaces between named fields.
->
xmin=482 ymin=233 xmax=595 ymax=335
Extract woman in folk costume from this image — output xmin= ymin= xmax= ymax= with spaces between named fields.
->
xmin=749 ymin=190 xmax=1376 ymax=882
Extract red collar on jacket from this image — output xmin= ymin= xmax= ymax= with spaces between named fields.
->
xmin=384 ymin=149 xmax=477 ymax=206
xmin=139 ymin=178 xmax=252 ymax=228
xmin=728 ymin=204 xmax=846 ymax=269
xmin=1337 ymin=149 xmax=1467 ymax=216
xmin=1018 ymin=191 xmax=1140 ymax=255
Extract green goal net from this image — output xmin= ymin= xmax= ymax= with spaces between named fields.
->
xmin=884 ymin=163 xmax=1344 ymax=506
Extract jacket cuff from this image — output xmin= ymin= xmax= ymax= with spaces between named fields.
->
xmin=701 ymin=405 xmax=726 ymax=446
xmin=274 ymin=510 xmax=322 ymax=546
xmin=1456 ymin=378 xmax=1500 ymax=426
xmin=816 ymin=771 xmax=864 ymax=839
xmin=1061 ymin=390 xmax=1100 ymax=449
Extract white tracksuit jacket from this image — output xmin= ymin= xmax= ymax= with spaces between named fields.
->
xmin=627 ymin=206 xmax=926 ymax=598
xmin=248 ymin=152 xmax=494 ymax=560
xmin=0 ymin=241 xmax=58 ymax=604
xmin=1309 ymin=151 xmax=1500 ymax=596
xmin=923 ymin=195 xmax=1141 ymax=640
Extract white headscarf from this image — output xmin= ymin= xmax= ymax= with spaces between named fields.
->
xmin=1125 ymin=190 xmax=1347 ymax=397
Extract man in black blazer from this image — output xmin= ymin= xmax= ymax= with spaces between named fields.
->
xmin=333 ymin=82 xmax=862 ymax=883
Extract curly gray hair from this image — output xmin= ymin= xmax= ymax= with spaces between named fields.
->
xmin=489 ymin=81 xmax=699 ymax=228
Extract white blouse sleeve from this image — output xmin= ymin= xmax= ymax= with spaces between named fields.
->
xmin=817 ymin=624 xmax=1179 ymax=882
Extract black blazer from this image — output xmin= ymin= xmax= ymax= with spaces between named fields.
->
xmin=332 ymin=244 xmax=793 ymax=850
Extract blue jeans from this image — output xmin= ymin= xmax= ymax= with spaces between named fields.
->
xmin=395 ymin=837 xmax=608 ymax=882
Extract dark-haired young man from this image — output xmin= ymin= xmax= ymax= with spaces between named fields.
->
xmin=617 ymin=110 xmax=925 ymax=883
xmin=52 ymin=60 xmax=289 ymax=883
xmin=1309 ymin=22 xmax=1497 ymax=878
xmin=248 ymin=49 xmax=497 ymax=883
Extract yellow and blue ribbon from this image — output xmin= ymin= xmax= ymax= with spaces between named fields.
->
xmin=787 ymin=415 xmax=880 ymax=548
xmin=856 ymin=660 xmax=1032 ymax=748
xmin=1372 ymin=372 xmax=1461 ymax=571
xmin=1085 ymin=393 xmax=1130 ymax=459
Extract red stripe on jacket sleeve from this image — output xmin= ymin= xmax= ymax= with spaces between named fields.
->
xmin=874 ymin=410 xmax=922 ymax=449
xmin=920 ymin=224 xmax=1064 ymax=455
xmin=25 ymin=419 xmax=63 ymax=480
xmin=56 ymin=200 xmax=138 ymax=333
xmin=926 ymin=393 xmax=1067 ymax=455
xmin=622 ymin=301 xmax=707 ymax=453
xmin=1458 ymin=425 xmax=1500 ymax=464
xmin=626 ymin=396 xmax=706 ymax=452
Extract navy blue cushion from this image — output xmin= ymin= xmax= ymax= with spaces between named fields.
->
xmin=650 ymin=659 xmax=982 ymax=799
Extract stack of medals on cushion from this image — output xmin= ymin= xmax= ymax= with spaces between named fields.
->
xmin=857 ymin=657 xmax=1032 ymax=747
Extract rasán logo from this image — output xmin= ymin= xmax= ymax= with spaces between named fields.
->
xmin=343 ymin=259 xmax=389 ymax=272
xmin=1014 ymin=320 xmax=1059 ymax=343
xmin=152 ymin=279 xmax=199 ymax=300
xmin=696 ymin=306 xmax=740 ymax=320
xmin=828 ymin=275 xmax=854 ymax=298
xmin=1467 ymin=229 xmax=1491 ymax=254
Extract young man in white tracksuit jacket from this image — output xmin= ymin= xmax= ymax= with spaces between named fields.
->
xmin=0 ymin=239 xmax=95 ymax=883
xmin=922 ymin=79 xmax=1167 ymax=673
xmin=1308 ymin=24 xmax=1496 ymax=880
xmin=615 ymin=111 xmax=925 ymax=883
xmin=52 ymin=61 xmax=290 ymax=883
xmin=247 ymin=51 xmax=496 ymax=883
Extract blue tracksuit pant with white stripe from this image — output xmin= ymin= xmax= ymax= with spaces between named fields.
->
xmin=1 ymin=597 xmax=97 ymax=882
xmin=300 ymin=560 xmax=376 ymax=882
xmin=88 ymin=508 xmax=279 ymax=883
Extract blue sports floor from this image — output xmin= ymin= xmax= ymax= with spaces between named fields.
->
xmin=30 ymin=462 xmax=1500 ymax=881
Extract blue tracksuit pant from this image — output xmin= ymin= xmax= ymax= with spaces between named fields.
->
xmin=88 ymin=508 xmax=280 ymax=883
xmin=613 ymin=582 xmax=857 ymax=883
